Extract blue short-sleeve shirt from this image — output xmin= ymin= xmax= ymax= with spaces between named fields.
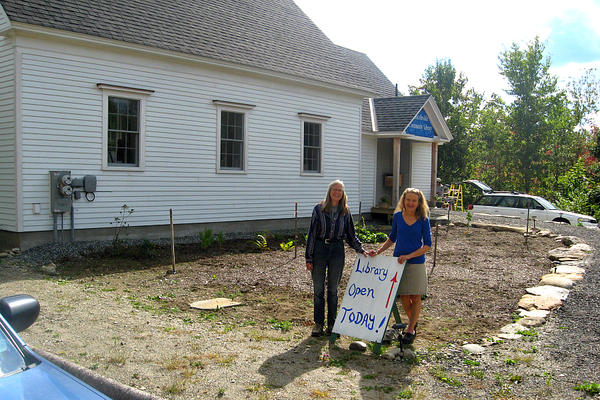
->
xmin=388 ymin=212 xmax=432 ymax=264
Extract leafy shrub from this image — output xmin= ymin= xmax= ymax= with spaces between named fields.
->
xmin=554 ymin=157 xmax=600 ymax=221
xmin=199 ymin=229 xmax=214 ymax=249
xmin=254 ymin=234 xmax=269 ymax=251
xmin=355 ymin=219 xmax=388 ymax=244
xmin=279 ymin=240 xmax=295 ymax=251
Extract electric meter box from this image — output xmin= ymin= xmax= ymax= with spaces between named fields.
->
xmin=83 ymin=175 xmax=97 ymax=192
xmin=49 ymin=170 xmax=72 ymax=213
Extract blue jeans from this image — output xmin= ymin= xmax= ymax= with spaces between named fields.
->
xmin=311 ymin=240 xmax=345 ymax=328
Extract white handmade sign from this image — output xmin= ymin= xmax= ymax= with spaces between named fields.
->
xmin=332 ymin=255 xmax=405 ymax=343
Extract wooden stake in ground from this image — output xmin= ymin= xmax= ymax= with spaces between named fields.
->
xmin=294 ymin=202 xmax=298 ymax=259
xmin=170 ymin=208 xmax=176 ymax=274
xmin=429 ymin=223 xmax=439 ymax=280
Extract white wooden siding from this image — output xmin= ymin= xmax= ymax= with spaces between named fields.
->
xmin=410 ymin=142 xmax=432 ymax=199
xmin=16 ymin=38 xmax=364 ymax=233
xmin=0 ymin=36 xmax=16 ymax=230
xmin=360 ymin=135 xmax=376 ymax=211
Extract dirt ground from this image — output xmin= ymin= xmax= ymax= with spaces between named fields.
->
xmin=0 ymin=224 xmax=563 ymax=399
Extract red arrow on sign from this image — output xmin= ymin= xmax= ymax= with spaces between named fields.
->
xmin=385 ymin=272 xmax=398 ymax=308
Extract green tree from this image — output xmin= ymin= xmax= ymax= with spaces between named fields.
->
xmin=568 ymin=68 xmax=600 ymax=127
xmin=498 ymin=37 xmax=564 ymax=193
xmin=470 ymin=94 xmax=516 ymax=190
xmin=498 ymin=38 xmax=598 ymax=196
xmin=411 ymin=59 xmax=482 ymax=184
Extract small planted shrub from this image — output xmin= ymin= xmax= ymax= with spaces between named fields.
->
xmin=199 ymin=229 xmax=214 ymax=249
xmin=279 ymin=240 xmax=295 ymax=251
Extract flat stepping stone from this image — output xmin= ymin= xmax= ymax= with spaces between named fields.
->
xmin=557 ymin=260 xmax=585 ymax=267
xmin=471 ymin=223 xmax=526 ymax=233
xmin=542 ymin=272 xmax=583 ymax=282
xmin=518 ymin=309 xmax=550 ymax=318
xmin=548 ymin=247 xmax=588 ymax=261
xmin=571 ymin=243 xmax=592 ymax=252
xmin=189 ymin=298 xmax=242 ymax=310
xmin=518 ymin=294 xmax=562 ymax=310
xmin=349 ymin=341 xmax=367 ymax=352
xmin=517 ymin=316 xmax=545 ymax=327
xmin=500 ymin=323 xmax=524 ymax=334
xmin=526 ymin=285 xmax=569 ymax=300
xmin=497 ymin=333 xmax=522 ymax=340
xmin=553 ymin=265 xmax=585 ymax=274
xmin=463 ymin=344 xmax=485 ymax=354
xmin=538 ymin=275 xmax=574 ymax=289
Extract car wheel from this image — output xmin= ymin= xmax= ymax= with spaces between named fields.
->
xmin=552 ymin=218 xmax=570 ymax=224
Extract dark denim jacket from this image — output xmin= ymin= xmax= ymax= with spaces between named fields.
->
xmin=305 ymin=204 xmax=364 ymax=263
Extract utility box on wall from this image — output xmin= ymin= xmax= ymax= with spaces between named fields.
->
xmin=49 ymin=170 xmax=72 ymax=213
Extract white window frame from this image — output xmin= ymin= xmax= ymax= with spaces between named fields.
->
xmin=299 ymin=113 xmax=330 ymax=176
xmin=214 ymin=100 xmax=255 ymax=174
xmin=98 ymin=83 xmax=153 ymax=171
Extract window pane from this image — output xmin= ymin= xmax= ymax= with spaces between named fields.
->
xmin=107 ymin=97 xmax=140 ymax=166
xmin=303 ymin=122 xmax=321 ymax=173
xmin=220 ymin=111 xmax=244 ymax=170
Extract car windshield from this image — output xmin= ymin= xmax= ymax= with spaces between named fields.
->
xmin=0 ymin=325 xmax=27 ymax=377
xmin=534 ymin=196 xmax=558 ymax=210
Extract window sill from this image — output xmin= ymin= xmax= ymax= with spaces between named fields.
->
xmin=300 ymin=172 xmax=323 ymax=177
xmin=103 ymin=166 xmax=145 ymax=172
xmin=216 ymin=169 xmax=248 ymax=175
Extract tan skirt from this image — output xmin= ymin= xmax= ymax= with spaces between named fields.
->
xmin=397 ymin=263 xmax=427 ymax=295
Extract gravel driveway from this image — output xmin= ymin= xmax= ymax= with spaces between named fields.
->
xmin=1 ymin=211 xmax=599 ymax=399
xmin=434 ymin=212 xmax=600 ymax=399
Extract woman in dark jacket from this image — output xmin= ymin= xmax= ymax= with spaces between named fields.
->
xmin=305 ymin=180 xmax=366 ymax=337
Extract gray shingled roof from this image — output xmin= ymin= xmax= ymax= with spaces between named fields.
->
xmin=0 ymin=0 xmax=394 ymax=94
xmin=372 ymin=95 xmax=431 ymax=132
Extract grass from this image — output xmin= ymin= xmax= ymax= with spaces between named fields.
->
xmin=395 ymin=388 xmax=413 ymax=398
xmin=164 ymin=379 xmax=187 ymax=394
xmin=267 ymin=318 xmax=293 ymax=332
xmin=430 ymin=367 xmax=462 ymax=387
xmin=574 ymin=381 xmax=600 ymax=395
xmin=107 ymin=354 xmax=126 ymax=365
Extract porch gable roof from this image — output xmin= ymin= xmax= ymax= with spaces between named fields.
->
xmin=366 ymin=95 xmax=453 ymax=143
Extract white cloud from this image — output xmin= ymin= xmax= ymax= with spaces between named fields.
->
xmin=294 ymin=0 xmax=600 ymax=98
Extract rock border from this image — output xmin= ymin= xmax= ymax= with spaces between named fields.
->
xmin=462 ymin=232 xmax=593 ymax=352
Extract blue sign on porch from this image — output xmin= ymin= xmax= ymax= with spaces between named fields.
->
xmin=406 ymin=109 xmax=434 ymax=138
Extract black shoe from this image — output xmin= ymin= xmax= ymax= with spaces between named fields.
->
xmin=402 ymin=331 xmax=416 ymax=345
xmin=311 ymin=323 xmax=323 ymax=337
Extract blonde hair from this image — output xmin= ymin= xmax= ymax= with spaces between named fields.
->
xmin=394 ymin=187 xmax=429 ymax=219
xmin=321 ymin=179 xmax=349 ymax=215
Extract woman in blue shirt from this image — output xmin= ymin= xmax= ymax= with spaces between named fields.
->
xmin=370 ymin=188 xmax=432 ymax=344
xmin=306 ymin=180 xmax=366 ymax=337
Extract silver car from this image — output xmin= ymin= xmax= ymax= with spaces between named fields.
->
xmin=468 ymin=191 xmax=598 ymax=227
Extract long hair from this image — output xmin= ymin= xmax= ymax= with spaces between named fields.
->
xmin=321 ymin=179 xmax=349 ymax=215
xmin=394 ymin=187 xmax=429 ymax=219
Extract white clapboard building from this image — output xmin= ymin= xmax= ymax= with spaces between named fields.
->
xmin=0 ymin=0 xmax=452 ymax=249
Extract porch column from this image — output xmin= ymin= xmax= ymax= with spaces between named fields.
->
xmin=430 ymin=142 xmax=438 ymax=204
xmin=392 ymin=137 xmax=401 ymax=206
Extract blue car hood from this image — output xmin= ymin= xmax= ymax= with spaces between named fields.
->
xmin=0 ymin=356 xmax=110 ymax=400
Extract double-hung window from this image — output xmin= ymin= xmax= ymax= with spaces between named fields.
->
xmin=108 ymin=97 xmax=139 ymax=166
xmin=98 ymin=83 xmax=153 ymax=171
xmin=214 ymin=100 xmax=255 ymax=173
xmin=299 ymin=113 xmax=330 ymax=175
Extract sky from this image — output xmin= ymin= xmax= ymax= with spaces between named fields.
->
xmin=294 ymin=0 xmax=600 ymax=99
